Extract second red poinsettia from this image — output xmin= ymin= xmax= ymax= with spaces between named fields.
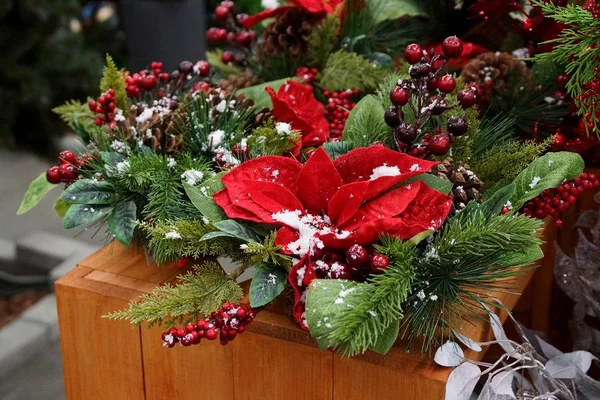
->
xmin=239 ymin=0 xmax=343 ymax=28
xmin=214 ymin=145 xmax=453 ymax=328
xmin=266 ymin=80 xmax=330 ymax=147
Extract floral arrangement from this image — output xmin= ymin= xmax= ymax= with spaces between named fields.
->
xmin=17 ymin=0 xmax=600 ymax=368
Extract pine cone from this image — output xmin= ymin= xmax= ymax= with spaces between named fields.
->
xmin=255 ymin=8 xmax=321 ymax=60
xmin=218 ymin=71 xmax=260 ymax=92
xmin=430 ymin=158 xmax=484 ymax=214
xmin=460 ymin=52 xmax=532 ymax=97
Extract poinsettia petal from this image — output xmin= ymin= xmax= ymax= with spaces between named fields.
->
xmin=340 ymin=181 xmax=422 ymax=231
xmin=213 ymin=188 xmax=266 ymax=223
xmin=245 ymin=180 xmax=304 ymax=216
xmin=297 ymin=147 xmax=342 ymax=212
xmin=288 ymin=256 xmax=315 ymax=330
xmin=397 ymin=182 xmax=453 ymax=231
xmin=275 ymin=226 xmax=299 ymax=255
xmin=333 ymin=145 xmax=438 ymax=199
xmin=222 ymin=155 xmax=302 ymax=195
xmin=321 ymin=218 xmax=426 ymax=249
xmin=328 ymin=181 xmax=369 ymax=226
xmin=238 ymin=5 xmax=297 ymax=28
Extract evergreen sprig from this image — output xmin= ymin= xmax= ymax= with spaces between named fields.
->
xmin=107 ymin=262 xmax=243 ymax=328
xmin=240 ymin=119 xmax=301 ymax=158
xmin=533 ymin=1 xmax=600 ymax=135
xmin=99 ymin=55 xmax=128 ymax=111
xmin=242 ymin=232 xmax=293 ymax=269
xmin=320 ymin=50 xmax=388 ymax=92
xmin=306 ymin=14 xmax=341 ymax=70
xmin=401 ymin=210 xmax=543 ymax=352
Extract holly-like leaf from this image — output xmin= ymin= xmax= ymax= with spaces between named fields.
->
xmin=249 ymin=263 xmax=287 ymax=307
xmin=100 ymin=151 xmax=125 ymax=167
xmin=405 ymin=174 xmax=454 ymax=195
xmin=510 ymin=152 xmax=584 ymax=210
xmin=108 ymin=200 xmax=137 ymax=246
xmin=62 ymin=204 xmax=113 ymax=229
xmin=17 ymin=172 xmax=57 ymax=215
xmin=199 ymin=231 xmax=235 ymax=241
xmin=213 ymin=220 xmax=259 ymax=242
xmin=369 ymin=318 xmax=400 ymax=354
xmin=238 ymin=78 xmax=292 ymax=110
xmin=53 ymin=198 xmax=71 ymax=217
xmin=498 ymin=244 xmax=543 ymax=267
xmin=368 ymin=0 xmax=427 ymax=24
xmin=184 ymin=172 xmax=226 ymax=222
xmin=322 ymin=141 xmax=355 ymax=159
xmin=480 ymin=183 xmax=515 ymax=217
xmin=342 ymin=95 xmax=391 ymax=148
xmin=60 ymin=179 xmax=117 ymax=205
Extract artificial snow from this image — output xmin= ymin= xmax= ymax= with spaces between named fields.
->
xmin=334 ymin=287 xmax=356 ymax=305
xmin=275 ymin=122 xmax=292 ymax=135
xmin=136 ymin=108 xmax=154 ymax=124
xmin=167 ymin=157 xmax=176 ymax=169
xmin=409 ymin=163 xmax=421 ymax=172
xmin=181 ymin=169 xmax=204 ymax=186
xmin=111 ymin=140 xmax=128 ymax=154
xmin=208 ymin=130 xmax=226 ymax=151
xmin=369 ymin=165 xmax=401 ymax=180
xmin=215 ymin=100 xmax=227 ymax=113
xmin=165 ymin=230 xmax=182 ymax=239
xmin=272 ymin=210 xmax=332 ymax=257
xmin=114 ymin=108 xmax=125 ymax=122
xmin=115 ymin=160 xmax=130 ymax=174
xmin=529 ymin=176 xmax=542 ymax=189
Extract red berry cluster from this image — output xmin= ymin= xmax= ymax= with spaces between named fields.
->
xmin=206 ymin=1 xmax=256 ymax=67
xmin=324 ymin=89 xmax=358 ymax=139
xmin=307 ymin=244 xmax=389 ymax=284
xmin=518 ymin=172 xmax=599 ymax=227
xmin=171 ymin=257 xmax=190 ymax=268
xmin=385 ymin=37 xmax=476 ymax=158
xmin=161 ymin=303 xmax=255 ymax=348
xmin=295 ymin=66 xmax=319 ymax=84
xmin=89 ymin=89 xmax=117 ymax=127
xmin=125 ymin=62 xmax=169 ymax=99
xmin=45 ymin=150 xmax=94 ymax=185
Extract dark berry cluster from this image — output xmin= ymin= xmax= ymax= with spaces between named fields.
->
xmin=206 ymin=1 xmax=257 ymax=67
xmin=324 ymin=89 xmax=358 ymax=139
xmin=385 ymin=37 xmax=476 ymax=158
xmin=516 ymin=172 xmax=599 ymax=227
xmin=295 ymin=66 xmax=319 ymax=84
xmin=161 ymin=303 xmax=255 ymax=347
xmin=45 ymin=150 xmax=94 ymax=185
xmin=89 ymin=89 xmax=118 ymax=127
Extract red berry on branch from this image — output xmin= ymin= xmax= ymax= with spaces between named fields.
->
xmin=221 ymin=51 xmax=234 ymax=64
xmin=556 ymin=74 xmax=569 ymax=90
xmin=196 ymin=60 xmax=211 ymax=76
xmin=88 ymin=100 xmax=97 ymax=112
xmin=367 ymin=254 xmax=389 ymax=275
xmin=236 ymin=31 xmax=252 ymax=47
xmin=428 ymin=134 xmax=451 ymax=155
xmin=447 ymin=117 xmax=468 ymax=136
xmin=58 ymin=150 xmax=78 ymax=166
xmin=346 ymin=244 xmax=368 ymax=268
xmin=390 ymin=87 xmax=410 ymax=106
xmin=437 ymin=75 xmax=456 ymax=93
xmin=221 ymin=0 xmax=234 ymax=11
xmin=441 ymin=36 xmax=463 ymax=58
xmin=522 ymin=17 xmax=533 ymax=32
xmin=457 ymin=89 xmax=476 ymax=108
xmin=215 ymin=5 xmax=230 ymax=20
xmin=46 ymin=166 xmax=61 ymax=184
xmin=404 ymin=43 xmax=423 ymax=64
xmin=59 ymin=163 xmax=78 ymax=181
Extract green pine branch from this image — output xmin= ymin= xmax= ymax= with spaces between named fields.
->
xmin=242 ymin=231 xmax=293 ymax=269
xmin=320 ymin=50 xmax=388 ymax=92
xmin=99 ymin=54 xmax=128 ymax=111
xmin=306 ymin=14 xmax=341 ymax=70
xmin=107 ymin=262 xmax=243 ymax=328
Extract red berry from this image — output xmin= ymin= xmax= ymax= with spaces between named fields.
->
xmin=58 ymin=164 xmax=78 ymax=181
xmin=236 ymin=307 xmax=247 ymax=319
xmin=556 ymin=74 xmax=569 ymax=89
xmin=437 ymin=75 xmax=456 ymax=93
xmin=46 ymin=166 xmax=61 ymax=184
xmin=404 ymin=43 xmax=423 ymax=64
xmin=58 ymin=150 xmax=78 ymax=165
xmin=214 ymin=5 xmax=230 ymax=20
xmin=390 ymin=87 xmax=410 ymax=106
xmin=176 ymin=328 xmax=186 ymax=338
xmin=185 ymin=323 xmax=195 ymax=333
xmin=554 ymin=219 xmax=563 ymax=228
xmin=221 ymin=51 xmax=234 ymax=64
xmin=88 ymin=100 xmax=97 ymax=112
xmin=205 ymin=328 xmax=218 ymax=340
xmin=236 ymin=31 xmax=252 ymax=47
xmin=368 ymin=254 xmax=389 ymax=275
xmin=346 ymin=244 xmax=368 ymax=267
xmin=457 ymin=89 xmax=476 ymax=108
xmin=142 ymin=75 xmax=157 ymax=90
xmin=196 ymin=60 xmax=210 ymax=76
xmin=428 ymin=134 xmax=451 ymax=156
xmin=221 ymin=1 xmax=234 ymax=11
xmin=328 ymin=262 xmax=352 ymax=279
xmin=171 ymin=257 xmax=190 ymax=268
xmin=441 ymin=36 xmax=463 ymax=58
xmin=522 ymin=18 xmax=533 ymax=32
xmin=214 ymin=28 xmax=228 ymax=42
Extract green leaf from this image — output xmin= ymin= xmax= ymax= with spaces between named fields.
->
xmin=237 ymin=78 xmax=291 ymax=110
xmin=207 ymin=50 xmax=244 ymax=76
xmin=62 ymin=204 xmax=113 ymax=229
xmin=510 ymin=152 xmax=585 ymax=210
xmin=404 ymin=174 xmax=454 ymax=195
xmin=498 ymin=244 xmax=544 ymax=267
xmin=199 ymin=231 xmax=235 ymax=241
xmin=480 ymin=183 xmax=515 ymax=217
xmin=17 ymin=172 xmax=57 ymax=215
xmin=60 ymin=179 xmax=117 ymax=205
xmin=370 ymin=318 xmax=400 ymax=354
xmin=364 ymin=52 xmax=394 ymax=69
xmin=342 ymin=95 xmax=391 ymax=148
xmin=249 ymin=263 xmax=288 ymax=308
xmin=368 ymin=0 xmax=427 ymax=23
xmin=322 ymin=141 xmax=355 ymax=159
xmin=108 ymin=201 xmax=137 ymax=246
xmin=53 ymin=198 xmax=71 ymax=217
xmin=100 ymin=151 xmax=125 ymax=167
xmin=183 ymin=172 xmax=226 ymax=222
xmin=408 ymin=230 xmax=433 ymax=245
xmin=213 ymin=220 xmax=259 ymax=242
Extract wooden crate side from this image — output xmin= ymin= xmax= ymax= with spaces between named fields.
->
xmin=232 ymin=332 xmax=334 ymax=400
xmin=140 ymin=324 xmax=235 ymax=400
xmin=55 ymin=272 xmax=147 ymax=400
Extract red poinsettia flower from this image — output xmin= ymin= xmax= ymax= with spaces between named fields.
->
xmin=266 ymin=80 xmax=330 ymax=147
xmin=239 ymin=0 xmax=344 ymax=28
xmin=214 ymin=145 xmax=453 ymax=328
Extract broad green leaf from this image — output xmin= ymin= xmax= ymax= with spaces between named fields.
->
xmin=62 ymin=204 xmax=113 ymax=229
xmin=342 ymin=95 xmax=391 ymax=148
xmin=364 ymin=52 xmax=394 ymax=69
xmin=368 ymin=0 xmax=427 ymax=23
xmin=510 ymin=152 xmax=584 ymax=210
xmin=100 ymin=151 xmax=124 ymax=167
xmin=206 ymin=50 xmax=244 ymax=76
xmin=405 ymin=174 xmax=454 ymax=195
xmin=498 ymin=244 xmax=544 ymax=267
xmin=17 ymin=172 xmax=57 ymax=215
xmin=249 ymin=263 xmax=288 ymax=307
xmin=408 ymin=230 xmax=433 ymax=245
xmin=370 ymin=318 xmax=400 ymax=354
xmin=184 ymin=172 xmax=226 ymax=222
xmin=213 ymin=220 xmax=259 ymax=242
xmin=480 ymin=183 xmax=515 ymax=218
xmin=322 ymin=141 xmax=354 ymax=159
xmin=237 ymin=78 xmax=291 ymax=110
xmin=53 ymin=198 xmax=71 ymax=217
xmin=200 ymin=231 xmax=235 ymax=241
xmin=108 ymin=201 xmax=137 ymax=246
xmin=60 ymin=179 xmax=117 ymax=205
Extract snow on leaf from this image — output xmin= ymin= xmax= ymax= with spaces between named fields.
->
xmin=445 ymin=362 xmax=481 ymax=400
xmin=452 ymin=330 xmax=482 ymax=352
xmin=434 ymin=341 xmax=464 ymax=367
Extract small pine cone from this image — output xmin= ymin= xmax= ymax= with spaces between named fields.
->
xmin=460 ymin=52 xmax=532 ymax=97
xmin=430 ymin=158 xmax=484 ymax=214
xmin=254 ymin=108 xmax=273 ymax=126
xmin=256 ymin=8 xmax=321 ymax=60
xmin=218 ymin=71 xmax=260 ymax=92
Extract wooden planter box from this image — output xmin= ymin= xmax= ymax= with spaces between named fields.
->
xmin=55 ymin=223 xmax=556 ymax=400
